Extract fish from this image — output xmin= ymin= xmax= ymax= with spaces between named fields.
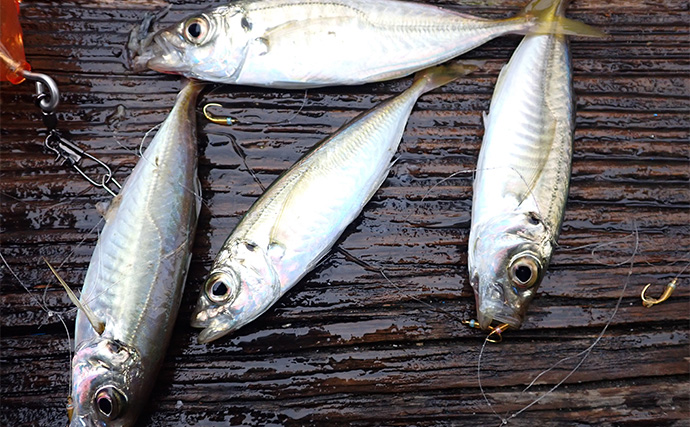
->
xmin=129 ymin=0 xmax=599 ymax=88
xmin=467 ymin=0 xmax=602 ymax=330
xmin=191 ymin=62 xmax=478 ymax=343
xmin=68 ymin=80 xmax=202 ymax=427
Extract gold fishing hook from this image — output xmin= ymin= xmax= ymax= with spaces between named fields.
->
xmin=203 ymin=102 xmax=238 ymax=126
xmin=463 ymin=319 xmax=511 ymax=343
xmin=66 ymin=396 xmax=74 ymax=422
xmin=641 ymin=278 xmax=677 ymax=307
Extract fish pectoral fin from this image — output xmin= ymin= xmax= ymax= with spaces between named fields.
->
xmin=263 ymin=16 xmax=360 ymax=44
xmin=266 ymin=163 xmax=313 ymax=248
xmin=44 ymin=258 xmax=105 ymax=335
xmin=98 ymin=193 xmax=122 ymax=222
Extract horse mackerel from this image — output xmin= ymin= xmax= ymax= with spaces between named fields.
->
xmin=191 ymin=63 xmax=478 ymax=343
xmin=468 ymin=0 xmax=602 ymax=330
xmin=130 ymin=0 xmax=600 ymax=87
xmin=68 ymin=80 xmax=202 ymax=427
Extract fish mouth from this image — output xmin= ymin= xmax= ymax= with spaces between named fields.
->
xmin=190 ymin=298 xmax=240 ymax=343
xmin=477 ymin=310 xmax=523 ymax=331
xmin=197 ymin=319 xmax=235 ymax=344
xmin=476 ymin=295 xmax=524 ymax=330
xmin=130 ymin=30 xmax=186 ymax=73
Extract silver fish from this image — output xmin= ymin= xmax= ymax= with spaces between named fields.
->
xmin=467 ymin=1 xmax=601 ymax=330
xmin=68 ymin=81 xmax=202 ymax=426
xmin=130 ymin=0 xmax=579 ymax=88
xmin=191 ymin=63 xmax=477 ymax=343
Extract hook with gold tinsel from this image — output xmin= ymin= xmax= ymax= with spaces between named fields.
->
xmin=640 ymin=278 xmax=677 ymax=308
xmin=463 ymin=319 xmax=511 ymax=343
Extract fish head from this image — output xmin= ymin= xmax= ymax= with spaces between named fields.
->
xmin=68 ymin=338 xmax=144 ymax=427
xmin=469 ymin=211 xmax=553 ymax=330
xmin=130 ymin=6 xmax=251 ymax=82
xmin=191 ymin=240 xmax=281 ymax=343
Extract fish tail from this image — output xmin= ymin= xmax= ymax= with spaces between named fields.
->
xmin=178 ymin=78 xmax=206 ymax=102
xmin=412 ymin=61 xmax=482 ymax=94
xmin=517 ymin=0 xmax=606 ymax=38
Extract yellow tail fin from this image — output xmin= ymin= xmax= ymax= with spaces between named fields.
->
xmin=413 ymin=61 xmax=483 ymax=94
xmin=520 ymin=0 xmax=606 ymax=38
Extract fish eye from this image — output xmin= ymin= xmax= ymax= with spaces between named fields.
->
xmin=184 ymin=16 xmax=210 ymax=44
xmin=94 ymin=386 xmax=126 ymax=420
xmin=205 ymin=273 xmax=234 ymax=303
xmin=509 ymin=255 xmax=541 ymax=288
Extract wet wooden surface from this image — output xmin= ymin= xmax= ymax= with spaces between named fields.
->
xmin=1 ymin=0 xmax=688 ymax=426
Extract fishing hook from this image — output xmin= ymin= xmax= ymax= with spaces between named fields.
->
xmin=203 ymin=102 xmax=238 ymax=126
xmin=641 ymin=278 xmax=677 ymax=308
xmin=23 ymin=69 xmax=60 ymax=113
xmin=463 ymin=319 xmax=511 ymax=343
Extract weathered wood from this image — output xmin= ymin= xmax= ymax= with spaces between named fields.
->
xmin=1 ymin=0 xmax=688 ymax=426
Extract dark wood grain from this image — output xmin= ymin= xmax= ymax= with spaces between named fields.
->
xmin=1 ymin=1 xmax=688 ymax=426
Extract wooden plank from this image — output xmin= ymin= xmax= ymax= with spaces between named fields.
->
xmin=1 ymin=0 xmax=688 ymax=426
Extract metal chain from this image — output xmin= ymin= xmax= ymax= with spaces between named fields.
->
xmin=22 ymin=70 xmax=121 ymax=197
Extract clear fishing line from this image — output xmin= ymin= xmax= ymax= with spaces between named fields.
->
xmin=478 ymin=222 xmax=640 ymax=426
xmin=0 ymin=251 xmax=75 ymax=394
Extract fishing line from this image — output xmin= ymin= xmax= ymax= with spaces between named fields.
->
xmin=203 ymin=88 xmax=310 ymax=126
xmin=558 ymin=231 xmax=636 ymax=257
xmin=138 ymin=122 xmax=162 ymax=160
xmin=336 ymin=247 xmax=467 ymax=325
xmin=478 ymin=222 xmax=640 ymax=426
xmin=238 ymin=89 xmax=310 ymax=125
xmin=397 ymin=165 xmax=543 ymax=226
xmin=42 ymin=217 xmax=106 ymax=309
xmin=226 ymin=130 xmax=267 ymax=192
xmin=0 ymin=251 xmax=75 ymax=396
xmin=0 ymin=188 xmax=108 ymax=313
xmin=199 ymin=89 xmax=311 ymax=192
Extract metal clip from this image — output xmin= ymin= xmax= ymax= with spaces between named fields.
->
xmin=45 ymin=130 xmax=122 ymax=197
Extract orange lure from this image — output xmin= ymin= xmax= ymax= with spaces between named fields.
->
xmin=1 ymin=0 xmax=30 ymax=84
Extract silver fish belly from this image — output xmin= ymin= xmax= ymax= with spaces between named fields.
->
xmin=131 ymin=0 xmax=544 ymax=87
xmin=468 ymin=15 xmax=574 ymax=330
xmin=191 ymin=64 xmax=476 ymax=343
xmin=68 ymin=81 xmax=202 ymax=427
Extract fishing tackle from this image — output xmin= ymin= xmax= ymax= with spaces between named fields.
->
xmin=1 ymin=0 xmax=121 ymax=196
xmin=463 ymin=319 xmax=511 ymax=343
xmin=202 ymin=102 xmax=238 ymax=125
xmin=640 ymin=278 xmax=677 ymax=308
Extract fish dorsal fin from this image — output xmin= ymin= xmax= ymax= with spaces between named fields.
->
xmin=267 ymin=166 xmax=311 ymax=250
